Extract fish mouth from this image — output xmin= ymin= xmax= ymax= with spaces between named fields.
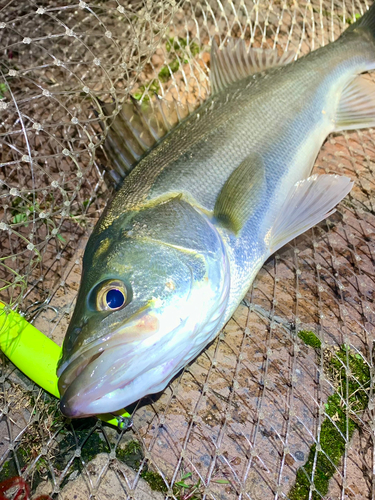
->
xmin=58 ymin=341 xmax=141 ymax=418
xmin=57 ymin=308 xmax=163 ymax=417
xmin=58 ymin=338 xmax=188 ymax=418
xmin=58 ymin=344 xmax=105 ymax=399
xmin=57 ymin=316 xmax=190 ymax=418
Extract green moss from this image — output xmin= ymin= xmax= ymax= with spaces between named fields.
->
xmin=189 ymin=42 xmax=200 ymax=57
xmin=166 ymin=36 xmax=187 ymax=52
xmin=0 ymin=460 xmax=13 ymax=482
xmin=298 ymin=330 xmax=322 ymax=349
xmin=290 ymin=396 xmax=355 ymax=500
xmin=116 ymin=441 xmax=171 ymax=493
xmin=116 ymin=440 xmax=144 ymax=469
xmin=58 ymin=434 xmax=167 ymax=493
xmin=328 ymin=346 xmax=370 ymax=412
xmin=56 ymin=427 xmax=109 ymax=469
xmin=0 ymin=448 xmax=40 ymax=486
xmin=0 ymin=449 xmax=27 ymax=482
xmin=53 ymin=420 xmax=108 ymax=479
xmin=140 ymin=470 xmax=169 ymax=493
xmin=344 ymin=12 xmax=361 ymax=24
xmin=0 ymin=82 xmax=7 ymax=99
xmin=81 ymin=432 xmax=110 ymax=462
xmin=134 ymin=36 xmax=200 ymax=94
xmin=133 ymin=79 xmax=160 ymax=101
xmin=289 ymin=345 xmax=370 ymax=500
xmin=166 ymin=36 xmax=200 ymax=57
xmin=158 ymin=59 xmax=180 ymax=82
xmin=0 ymin=392 xmax=66 ymax=490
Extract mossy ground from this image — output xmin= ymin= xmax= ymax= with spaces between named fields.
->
xmin=290 ymin=335 xmax=370 ymax=500
xmin=140 ymin=471 xmax=169 ymax=493
xmin=0 ymin=390 xmax=66 ymax=487
xmin=7 ymin=331 xmax=363 ymax=500
xmin=0 ymin=391 xmax=193 ymax=499
xmin=117 ymin=441 xmax=175 ymax=494
xmin=116 ymin=440 xmax=144 ymax=470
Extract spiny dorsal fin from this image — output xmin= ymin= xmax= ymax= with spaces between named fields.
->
xmin=101 ymin=95 xmax=190 ymax=187
xmin=267 ymin=174 xmax=353 ymax=255
xmin=214 ymin=153 xmax=266 ymax=233
xmin=210 ymin=38 xmax=296 ymax=94
xmin=335 ymin=75 xmax=375 ymax=131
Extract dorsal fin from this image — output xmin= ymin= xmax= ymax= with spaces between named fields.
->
xmin=210 ymin=38 xmax=296 ymax=94
xmin=101 ymin=39 xmax=296 ymax=188
xmin=100 ymin=95 xmax=190 ymax=188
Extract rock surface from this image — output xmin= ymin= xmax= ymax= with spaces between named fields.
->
xmin=58 ymin=454 xmax=165 ymax=500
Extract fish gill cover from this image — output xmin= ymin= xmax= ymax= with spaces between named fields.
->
xmin=0 ymin=0 xmax=374 ymax=499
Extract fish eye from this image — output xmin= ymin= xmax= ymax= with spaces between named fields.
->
xmin=94 ymin=279 xmax=128 ymax=312
xmin=106 ymin=288 xmax=125 ymax=309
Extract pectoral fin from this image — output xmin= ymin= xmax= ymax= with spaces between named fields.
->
xmin=268 ymin=174 xmax=353 ymax=255
xmin=335 ymin=75 xmax=375 ymax=131
xmin=214 ymin=154 xmax=266 ymax=233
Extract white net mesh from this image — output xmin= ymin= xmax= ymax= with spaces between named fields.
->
xmin=0 ymin=0 xmax=374 ymax=499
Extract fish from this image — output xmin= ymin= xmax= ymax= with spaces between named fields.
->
xmin=57 ymin=4 xmax=375 ymax=418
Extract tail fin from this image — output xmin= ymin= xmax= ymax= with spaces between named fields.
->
xmin=345 ymin=1 xmax=375 ymax=36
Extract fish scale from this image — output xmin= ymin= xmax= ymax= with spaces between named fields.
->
xmin=105 ymin=37 xmax=366 ymax=225
xmin=58 ymin=4 xmax=375 ymax=417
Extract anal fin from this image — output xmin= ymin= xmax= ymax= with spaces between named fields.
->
xmin=268 ymin=174 xmax=353 ymax=255
xmin=335 ymin=75 xmax=375 ymax=131
xmin=214 ymin=153 xmax=266 ymax=233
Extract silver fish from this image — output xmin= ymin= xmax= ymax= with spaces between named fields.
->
xmin=57 ymin=6 xmax=375 ymax=417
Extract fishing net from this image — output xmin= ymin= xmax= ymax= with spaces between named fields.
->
xmin=0 ymin=0 xmax=374 ymax=498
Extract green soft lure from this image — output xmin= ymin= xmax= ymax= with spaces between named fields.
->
xmin=0 ymin=303 xmax=131 ymax=429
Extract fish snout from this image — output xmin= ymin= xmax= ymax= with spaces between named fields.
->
xmin=57 ymin=316 xmax=93 ymax=376
xmin=60 ymin=394 xmax=85 ymax=418
xmin=58 ymin=348 xmax=103 ymax=397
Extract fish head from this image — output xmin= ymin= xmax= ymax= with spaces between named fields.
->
xmin=57 ymin=197 xmax=229 ymax=417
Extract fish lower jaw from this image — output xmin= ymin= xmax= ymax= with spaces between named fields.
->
xmin=59 ymin=355 xmax=185 ymax=417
